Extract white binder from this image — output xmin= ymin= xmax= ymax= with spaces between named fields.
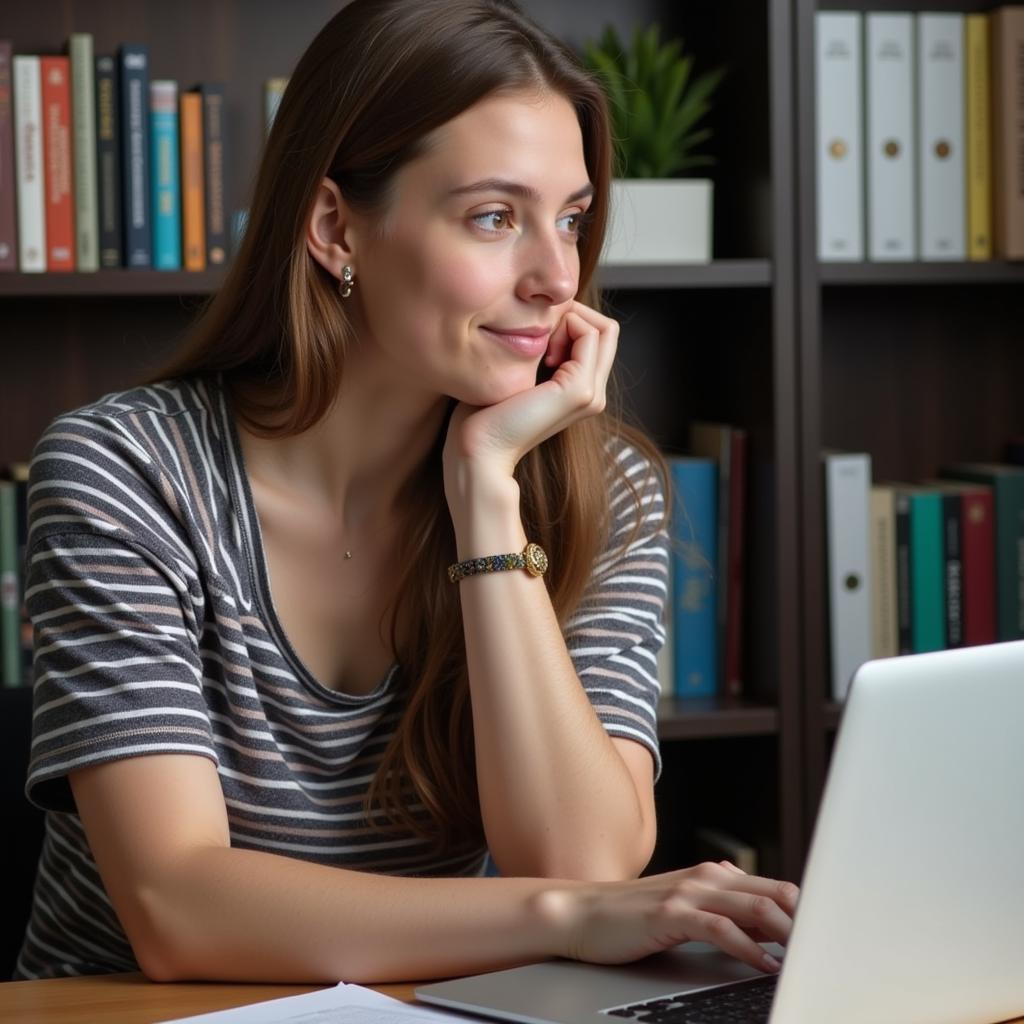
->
xmin=13 ymin=55 xmax=46 ymax=273
xmin=866 ymin=13 xmax=916 ymax=261
xmin=824 ymin=452 xmax=873 ymax=701
xmin=816 ymin=12 xmax=864 ymax=261
xmin=917 ymin=13 xmax=966 ymax=260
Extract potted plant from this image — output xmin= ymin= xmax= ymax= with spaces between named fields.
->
xmin=583 ymin=24 xmax=726 ymax=264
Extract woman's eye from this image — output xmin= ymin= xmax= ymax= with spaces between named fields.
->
xmin=558 ymin=212 xmax=580 ymax=234
xmin=472 ymin=210 xmax=511 ymax=232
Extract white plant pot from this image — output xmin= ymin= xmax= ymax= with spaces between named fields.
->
xmin=601 ymin=179 xmax=713 ymax=265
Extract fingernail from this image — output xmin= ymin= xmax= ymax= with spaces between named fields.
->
xmin=762 ymin=954 xmax=781 ymax=972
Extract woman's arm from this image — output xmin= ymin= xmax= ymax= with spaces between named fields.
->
xmin=71 ymin=752 xmax=797 ymax=983
xmin=450 ymin=470 xmax=658 ymax=881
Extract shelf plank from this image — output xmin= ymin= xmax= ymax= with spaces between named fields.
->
xmin=0 ymin=270 xmax=227 ymax=297
xmin=600 ymin=259 xmax=772 ymax=290
xmin=819 ymin=261 xmax=1024 ymax=286
xmin=657 ymin=697 xmax=779 ymax=740
xmin=0 ymin=260 xmax=774 ymax=298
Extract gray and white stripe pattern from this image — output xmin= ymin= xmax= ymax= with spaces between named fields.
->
xmin=15 ymin=376 xmax=667 ymax=979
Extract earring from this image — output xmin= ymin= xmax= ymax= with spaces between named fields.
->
xmin=339 ymin=265 xmax=355 ymax=298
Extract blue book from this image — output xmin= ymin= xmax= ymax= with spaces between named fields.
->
xmin=149 ymin=80 xmax=181 ymax=270
xmin=118 ymin=44 xmax=150 ymax=267
xmin=668 ymin=457 xmax=718 ymax=697
xmin=905 ymin=488 xmax=946 ymax=653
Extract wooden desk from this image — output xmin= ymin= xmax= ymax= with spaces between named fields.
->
xmin=0 ymin=972 xmax=414 ymax=1023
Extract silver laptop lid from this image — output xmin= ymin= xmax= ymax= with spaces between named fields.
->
xmin=771 ymin=640 xmax=1024 ymax=1024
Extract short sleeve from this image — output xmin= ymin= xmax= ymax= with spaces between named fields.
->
xmin=565 ymin=441 xmax=669 ymax=781
xmin=25 ymin=530 xmax=216 ymax=812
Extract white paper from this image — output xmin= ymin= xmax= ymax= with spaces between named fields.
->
xmin=160 ymin=981 xmax=488 ymax=1024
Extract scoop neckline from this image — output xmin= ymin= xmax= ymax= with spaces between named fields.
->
xmin=217 ymin=376 xmax=400 ymax=706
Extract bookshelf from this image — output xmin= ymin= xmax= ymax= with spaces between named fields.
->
xmin=795 ymin=0 xmax=1024 ymax=849
xmin=1 ymin=0 xmax=804 ymax=880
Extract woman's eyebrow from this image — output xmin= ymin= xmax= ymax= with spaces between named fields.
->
xmin=447 ymin=178 xmax=595 ymax=203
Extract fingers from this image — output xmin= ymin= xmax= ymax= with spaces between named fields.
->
xmin=695 ymin=888 xmax=794 ymax=946
xmin=681 ymin=909 xmax=783 ymax=975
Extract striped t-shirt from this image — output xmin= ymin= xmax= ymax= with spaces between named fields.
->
xmin=15 ymin=375 xmax=668 ymax=979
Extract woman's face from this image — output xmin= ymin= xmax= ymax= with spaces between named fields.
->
xmin=351 ymin=88 xmax=594 ymax=406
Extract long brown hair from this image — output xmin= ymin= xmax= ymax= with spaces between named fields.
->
xmin=148 ymin=0 xmax=669 ymax=855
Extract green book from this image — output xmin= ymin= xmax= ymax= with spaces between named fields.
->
xmin=0 ymin=480 xmax=21 ymax=686
xmin=904 ymin=489 xmax=945 ymax=653
xmin=942 ymin=463 xmax=1024 ymax=641
xmin=69 ymin=33 xmax=99 ymax=272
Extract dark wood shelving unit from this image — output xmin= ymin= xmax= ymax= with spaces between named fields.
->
xmin=0 ymin=270 xmax=226 ymax=297
xmin=599 ymin=259 xmax=772 ymax=290
xmin=657 ymin=698 xmax=780 ymax=740
xmin=818 ymin=261 xmax=1024 ymax=286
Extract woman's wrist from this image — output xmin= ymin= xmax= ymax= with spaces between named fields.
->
xmin=446 ymin=463 xmax=526 ymax=561
xmin=526 ymin=882 xmax=591 ymax=962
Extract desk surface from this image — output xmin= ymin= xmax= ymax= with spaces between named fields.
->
xmin=0 ymin=973 xmax=412 ymax=1023
xmin=3 ymin=972 xmax=1022 ymax=1024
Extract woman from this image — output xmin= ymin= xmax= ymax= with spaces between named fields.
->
xmin=16 ymin=0 xmax=797 ymax=983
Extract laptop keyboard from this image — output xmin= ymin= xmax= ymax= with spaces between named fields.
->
xmin=603 ymin=973 xmax=778 ymax=1023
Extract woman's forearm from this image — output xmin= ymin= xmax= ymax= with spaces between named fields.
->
xmin=450 ymin=473 xmax=655 ymax=881
xmin=140 ymin=845 xmax=572 ymax=983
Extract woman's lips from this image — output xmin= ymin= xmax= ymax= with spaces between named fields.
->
xmin=480 ymin=326 xmax=551 ymax=358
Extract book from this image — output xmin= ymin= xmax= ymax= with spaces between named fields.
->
xmin=823 ymin=452 xmax=872 ymax=700
xmin=264 ymin=76 xmax=288 ymax=136
xmin=894 ymin=490 xmax=912 ymax=654
xmin=13 ymin=55 xmax=45 ymax=272
xmin=940 ymin=490 xmax=964 ymax=649
xmin=668 ymin=457 xmax=718 ymax=698
xmin=965 ymin=14 xmax=992 ymax=261
xmin=901 ymin=486 xmax=946 ymax=653
xmin=917 ymin=14 xmax=966 ymax=261
xmin=150 ymin=80 xmax=181 ymax=270
xmin=198 ymin=83 xmax=227 ymax=267
xmin=815 ymin=12 xmax=864 ymax=261
xmin=0 ymin=478 xmax=19 ymax=686
xmin=69 ymin=32 xmax=99 ymax=272
xmin=40 ymin=55 xmax=75 ymax=271
xmin=0 ymin=40 xmax=16 ymax=271
xmin=2 ymin=464 xmax=31 ymax=684
xmin=180 ymin=89 xmax=205 ymax=271
xmin=869 ymin=486 xmax=898 ymax=658
xmin=942 ymin=463 xmax=1024 ymax=642
xmin=865 ymin=13 xmax=915 ymax=261
xmin=991 ymin=6 xmax=1024 ymax=259
xmin=925 ymin=480 xmax=996 ymax=647
xmin=119 ymin=44 xmax=151 ymax=267
xmin=690 ymin=421 xmax=747 ymax=697
xmin=656 ymin=562 xmax=674 ymax=699
xmin=95 ymin=54 xmax=121 ymax=268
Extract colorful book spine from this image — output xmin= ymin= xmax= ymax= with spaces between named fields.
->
xmin=965 ymin=14 xmax=992 ymax=261
xmin=668 ymin=457 xmax=718 ymax=698
xmin=942 ymin=464 xmax=1024 ymax=642
xmin=991 ymin=6 xmax=1024 ymax=259
xmin=959 ymin=487 xmax=996 ymax=646
xmin=0 ymin=479 xmax=20 ymax=686
xmin=906 ymin=489 xmax=945 ymax=653
xmin=150 ymin=80 xmax=181 ymax=270
xmin=40 ymin=55 xmax=75 ymax=271
xmin=13 ymin=55 xmax=45 ymax=272
xmin=869 ymin=486 xmax=898 ymax=659
xmin=940 ymin=492 xmax=964 ymax=649
xmin=0 ymin=40 xmax=16 ymax=271
xmin=69 ymin=32 xmax=99 ymax=272
xmin=119 ymin=44 xmax=150 ymax=268
xmin=199 ymin=83 xmax=227 ymax=267
xmin=180 ymin=89 xmax=205 ymax=271
xmin=894 ymin=491 xmax=913 ymax=655
xmin=95 ymin=54 xmax=121 ymax=268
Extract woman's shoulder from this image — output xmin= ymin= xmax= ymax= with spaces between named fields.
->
xmin=602 ymin=429 xmax=668 ymax=517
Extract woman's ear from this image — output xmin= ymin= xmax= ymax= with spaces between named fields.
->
xmin=305 ymin=177 xmax=358 ymax=282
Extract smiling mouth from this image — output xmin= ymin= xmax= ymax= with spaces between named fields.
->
xmin=480 ymin=326 xmax=551 ymax=358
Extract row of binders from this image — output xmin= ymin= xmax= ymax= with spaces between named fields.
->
xmin=824 ymin=448 xmax=1024 ymax=702
xmin=816 ymin=7 xmax=1024 ymax=262
xmin=657 ymin=423 xmax=748 ymax=701
xmin=0 ymin=36 xmax=228 ymax=273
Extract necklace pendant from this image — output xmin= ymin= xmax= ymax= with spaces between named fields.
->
xmin=344 ymin=550 xmax=353 ymax=559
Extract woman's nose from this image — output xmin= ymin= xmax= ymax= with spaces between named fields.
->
xmin=515 ymin=230 xmax=577 ymax=306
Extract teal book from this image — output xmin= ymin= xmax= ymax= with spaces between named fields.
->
xmin=904 ymin=488 xmax=945 ymax=653
xmin=668 ymin=457 xmax=718 ymax=698
xmin=942 ymin=463 xmax=1024 ymax=641
xmin=150 ymin=80 xmax=181 ymax=269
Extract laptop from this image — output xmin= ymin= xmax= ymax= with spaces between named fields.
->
xmin=417 ymin=640 xmax=1024 ymax=1024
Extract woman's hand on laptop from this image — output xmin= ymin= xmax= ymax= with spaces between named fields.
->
xmin=539 ymin=860 xmax=799 ymax=974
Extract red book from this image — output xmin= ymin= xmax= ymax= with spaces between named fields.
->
xmin=960 ymin=487 xmax=996 ymax=646
xmin=40 ymin=55 xmax=74 ymax=271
